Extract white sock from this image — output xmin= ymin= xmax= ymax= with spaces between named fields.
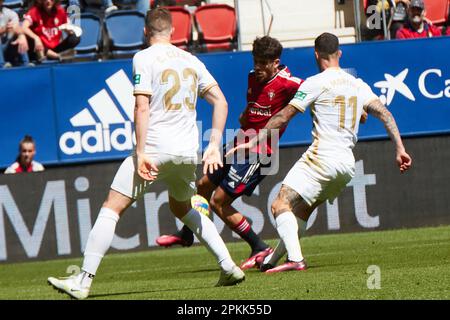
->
xmin=264 ymin=217 xmax=307 ymax=265
xmin=81 ymin=207 xmax=120 ymax=279
xmin=76 ymin=271 xmax=94 ymax=288
xmin=182 ymin=208 xmax=235 ymax=272
xmin=275 ymin=211 xmax=304 ymax=263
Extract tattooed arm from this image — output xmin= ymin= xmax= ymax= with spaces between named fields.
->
xmin=226 ymin=105 xmax=299 ymax=157
xmin=258 ymin=105 xmax=299 ymax=141
xmin=364 ymin=99 xmax=412 ymax=173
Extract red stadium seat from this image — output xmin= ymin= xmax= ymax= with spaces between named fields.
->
xmin=164 ymin=6 xmax=193 ymax=50
xmin=194 ymin=4 xmax=237 ymax=52
xmin=423 ymin=0 xmax=449 ymax=25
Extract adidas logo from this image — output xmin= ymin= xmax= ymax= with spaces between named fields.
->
xmin=59 ymin=70 xmax=136 ymax=155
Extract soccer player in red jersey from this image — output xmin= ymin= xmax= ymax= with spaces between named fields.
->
xmin=156 ymin=36 xmax=303 ymax=270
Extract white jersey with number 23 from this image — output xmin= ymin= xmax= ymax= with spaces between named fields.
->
xmin=132 ymin=43 xmax=217 ymax=157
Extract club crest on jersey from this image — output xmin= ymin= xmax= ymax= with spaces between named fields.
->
xmin=268 ymin=90 xmax=275 ymax=101
xmin=55 ymin=18 xmax=59 ymax=25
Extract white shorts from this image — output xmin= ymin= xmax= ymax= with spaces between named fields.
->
xmin=282 ymin=156 xmax=355 ymax=206
xmin=111 ymin=153 xmax=197 ymax=202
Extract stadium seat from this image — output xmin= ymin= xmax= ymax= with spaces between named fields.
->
xmin=74 ymin=13 xmax=102 ymax=60
xmin=104 ymin=10 xmax=145 ymax=58
xmin=193 ymin=4 xmax=237 ymax=52
xmin=164 ymin=6 xmax=192 ymax=50
xmin=423 ymin=0 xmax=450 ymax=25
xmin=2 ymin=0 xmax=24 ymax=9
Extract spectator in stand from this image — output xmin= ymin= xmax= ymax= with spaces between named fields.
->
xmin=396 ymin=0 xmax=442 ymax=39
xmin=390 ymin=0 xmax=409 ymax=39
xmin=4 ymin=135 xmax=45 ymax=174
xmin=103 ymin=0 xmax=150 ymax=14
xmin=22 ymin=0 xmax=81 ymax=62
xmin=0 ymin=0 xmax=30 ymax=67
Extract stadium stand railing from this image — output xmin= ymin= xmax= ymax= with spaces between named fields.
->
xmin=209 ymin=0 xmax=356 ymax=51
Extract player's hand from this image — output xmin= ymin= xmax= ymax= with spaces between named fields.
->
xmin=202 ymin=144 xmax=223 ymax=175
xmin=225 ymin=137 xmax=258 ymax=158
xmin=396 ymin=149 xmax=412 ymax=173
xmin=137 ymin=153 xmax=159 ymax=181
xmin=360 ymin=110 xmax=368 ymax=124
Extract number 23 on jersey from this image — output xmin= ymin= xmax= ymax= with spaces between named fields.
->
xmin=161 ymin=68 xmax=198 ymax=111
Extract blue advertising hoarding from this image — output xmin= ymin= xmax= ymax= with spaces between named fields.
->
xmin=0 ymin=36 xmax=449 ymax=168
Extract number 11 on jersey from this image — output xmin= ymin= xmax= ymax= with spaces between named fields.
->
xmin=334 ymin=95 xmax=358 ymax=131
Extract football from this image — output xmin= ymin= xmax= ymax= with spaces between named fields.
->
xmin=191 ymin=194 xmax=210 ymax=217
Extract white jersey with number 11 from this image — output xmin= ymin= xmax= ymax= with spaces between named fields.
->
xmin=288 ymin=67 xmax=379 ymax=164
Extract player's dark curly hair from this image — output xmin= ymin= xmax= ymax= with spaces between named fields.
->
xmin=252 ymin=36 xmax=283 ymax=61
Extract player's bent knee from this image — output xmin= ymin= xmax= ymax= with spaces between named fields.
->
xmin=271 ymin=200 xmax=290 ymax=218
xmin=169 ymin=197 xmax=192 ymax=219
xmin=197 ymin=176 xmax=215 ymax=199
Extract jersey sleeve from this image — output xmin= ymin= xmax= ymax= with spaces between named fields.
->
xmin=286 ymin=77 xmax=303 ymax=99
xmin=4 ymin=166 xmax=15 ymax=174
xmin=132 ymin=52 xmax=152 ymax=96
xmin=196 ymin=60 xmax=218 ymax=98
xmin=288 ymin=77 xmax=321 ymax=113
xmin=7 ymin=9 xmax=19 ymax=25
xmin=23 ymin=7 xmax=37 ymax=26
xmin=58 ymin=7 xmax=68 ymax=25
xmin=359 ymin=80 xmax=379 ymax=107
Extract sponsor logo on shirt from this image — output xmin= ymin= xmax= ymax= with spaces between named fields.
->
xmin=133 ymin=74 xmax=141 ymax=85
xmin=295 ymin=91 xmax=307 ymax=101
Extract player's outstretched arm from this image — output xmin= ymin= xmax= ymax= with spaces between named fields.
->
xmin=134 ymin=94 xmax=158 ymax=181
xmin=203 ymin=85 xmax=229 ymax=174
xmin=364 ymin=99 xmax=412 ymax=173
xmin=225 ymin=104 xmax=299 ymax=157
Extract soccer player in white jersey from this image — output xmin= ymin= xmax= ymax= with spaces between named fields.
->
xmin=47 ymin=8 xmax=245 ymax=299
xmin=227 ymin=32 xmax=412 ymax=273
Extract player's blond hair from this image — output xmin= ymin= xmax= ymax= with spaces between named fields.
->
xmin=145 ymin=8 xmax=172 ymax=37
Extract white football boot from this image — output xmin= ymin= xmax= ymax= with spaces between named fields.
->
xmin=215 ymin=265 xmax=245 ymax=287
xmin=47 ymin=275 xmax=90 ymax=300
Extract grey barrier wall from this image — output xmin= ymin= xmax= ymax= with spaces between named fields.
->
xmin=1 ymin=135 xmax=449 ymax=263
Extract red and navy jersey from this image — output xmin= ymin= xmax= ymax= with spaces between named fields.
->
xmin=238 ymin=65 xmax=303 ymax=153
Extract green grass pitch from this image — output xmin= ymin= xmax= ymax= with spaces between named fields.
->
xmin=1 ymin=225 xmax=449 ymax=300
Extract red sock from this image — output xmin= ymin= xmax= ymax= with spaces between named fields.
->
xmin=233 ymin=217 xmax=251 ymax=236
